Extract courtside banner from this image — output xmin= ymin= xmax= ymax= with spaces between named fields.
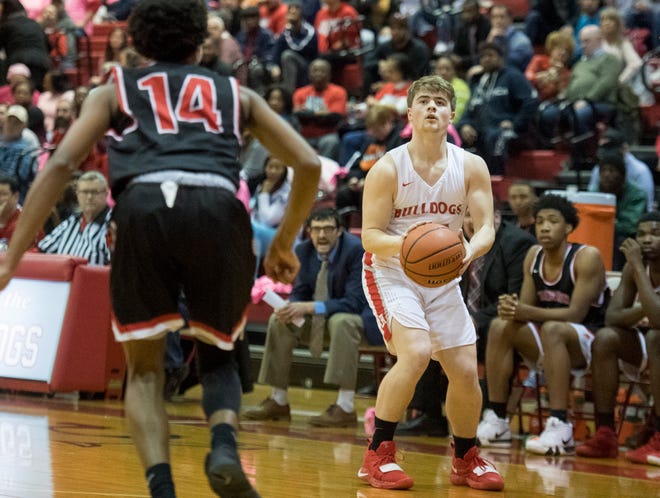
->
xmin=0 ymin=279 xmax=70 ymax=382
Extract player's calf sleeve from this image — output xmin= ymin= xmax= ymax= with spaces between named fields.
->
xmin=197 ymin=342 xmax=241 ymax=417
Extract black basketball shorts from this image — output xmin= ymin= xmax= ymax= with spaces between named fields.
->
xmin=110 ymin=183 xmax=255 ymax=350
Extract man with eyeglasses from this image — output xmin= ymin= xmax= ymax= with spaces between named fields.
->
xmin=38 ymin=170 xmax=111 ymax=265
xmin=245 ymin=206 xmax=373 ymax=427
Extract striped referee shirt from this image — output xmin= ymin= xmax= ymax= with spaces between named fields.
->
xmin=38 ymin=206 xmax=112 ymax=266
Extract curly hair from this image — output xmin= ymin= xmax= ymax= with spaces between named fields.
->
xmin=128 ymin=0 xmax=208 ymax=63
xmin=534 ymin=193 xmax=579 ymax=229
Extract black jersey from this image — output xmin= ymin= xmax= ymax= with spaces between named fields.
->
xmin=106 ymin=63 xmax=242 ymax=197
xmin=531 ymin=243 xmax=609 ymax=329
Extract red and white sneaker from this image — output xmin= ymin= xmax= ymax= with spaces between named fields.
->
xmin=625 ymin=432 xmax=660 ymax=466
xmin=450 ymin=446 xmax=505 ymax=491
xmin=357 ymin=440 xmax=414 ymax=489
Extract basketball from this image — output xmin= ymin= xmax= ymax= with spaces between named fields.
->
xmin=399 ymin=223 xmax=465 ymax=288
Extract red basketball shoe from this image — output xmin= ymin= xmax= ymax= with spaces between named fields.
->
xmin=450 ymin=446 xmax=505 ymax=491
xmin=625 ymin=432 xmax=660 ymax=466
xmin=357 ymin=440 xmax=414 ymax=489
xmin=576 ymin=426 xmax=619 ymax=458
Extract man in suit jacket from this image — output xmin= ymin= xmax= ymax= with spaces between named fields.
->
xmin=396 ymin=203 xmax=535 ymax=436
xmin=245 ymin=207 xmax=371 ymax=427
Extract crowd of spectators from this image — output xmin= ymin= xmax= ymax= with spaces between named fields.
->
xmin=0 ymin=0 xmax=659 ymax=471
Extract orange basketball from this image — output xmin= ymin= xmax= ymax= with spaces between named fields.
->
xmin=399 ymin=223 xmax=465 ymax=288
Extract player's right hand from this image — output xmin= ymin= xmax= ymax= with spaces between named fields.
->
xmin=620 ymin=237 xmax=644 ymax=267
xmin=264 ymin=243 xmax=300 ymax=285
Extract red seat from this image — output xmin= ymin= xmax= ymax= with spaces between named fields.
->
xmin=490 ymin=175 xmax=515 ymax=202
xmin=493 ymin=0 xmax=531 ymax=20
xmin=506 ymin=150 xmax=568 ymax=181
xmin=92 ymin=21 xmax=128 ymax=39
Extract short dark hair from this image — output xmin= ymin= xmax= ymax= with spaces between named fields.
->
xmin=129 ymin=0 xmax=208 ymax=63
xmin=534 ymin=193 xmax=579 ymax=229
xmin=307 ymin=207 xmax=341 ymax=228
xmin=478 ymin=41 xmax=504 ymax=57
xmin=0 ymin=175 xmax=19 ymax=193
xmin=639 ymin=211 xmax=660 ymax=224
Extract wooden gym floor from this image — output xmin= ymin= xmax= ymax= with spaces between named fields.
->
xmin=0 ymin=384 xmax=656 ymax=497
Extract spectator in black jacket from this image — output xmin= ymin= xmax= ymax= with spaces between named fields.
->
xmin=236 ymin=6 xmax=275 ymax=95
xmin=457 ymin=42 xmax=539 ymax=175
xmin=270 ymin=0 xmax=319 ymax=93
xmin=363 ymin=13 xmax=430 ymax=95
xmin=0 ymin=0 xmax=51 ymax=91
xmin=453 ymin=0 xmax=491 ymax=75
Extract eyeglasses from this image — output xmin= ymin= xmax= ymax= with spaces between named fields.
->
xmin=77 ymin=189 xmax=106 ymax=196
xmin=309 ymin=226 xmax=337 ymax=235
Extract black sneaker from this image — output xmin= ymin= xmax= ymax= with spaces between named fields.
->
xmin=395 ymin=413 xmax=449 ymax=437
xmin=205 ymin=445 xmax=261 ymax=497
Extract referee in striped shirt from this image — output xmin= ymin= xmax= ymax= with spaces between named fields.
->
xmin=38 ymin=171 xmax=111 ymax=265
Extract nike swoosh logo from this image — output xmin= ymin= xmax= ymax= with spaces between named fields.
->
xmin=357 ymin=470 xmax=369 ymax=478
xmin=495 ymin=432 xmax=510 ymax=439
xmin=402 ymin=182 xmax=413 ymax=187
xmin=562 ymin=439 xmax=573 ymax=445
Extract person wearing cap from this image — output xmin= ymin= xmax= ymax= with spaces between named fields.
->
xmin=0 ymin=105 xmax=38 ymax=204
xmin=457 ymin=41 xmax=539 ymax=176
xmin=0 ymin=63 xmax=40 ymax=106
xmin=270 ymin=0 xmax=318 ymax=92
xmin=587 ymin=128 xmax=655 ymax=213
xmin=589 ymin=148 xmax=648 ymax=270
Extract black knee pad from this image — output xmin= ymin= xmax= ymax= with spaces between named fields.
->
xmin=196 ymin=341 xmax=241 ymax=417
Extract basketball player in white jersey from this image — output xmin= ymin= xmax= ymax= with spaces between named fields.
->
xmin=357 ymin=75 xmax=504 ymax=491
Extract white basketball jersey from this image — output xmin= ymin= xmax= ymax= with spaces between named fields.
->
xmin=372 ymin=141 xmax=467 ymax=269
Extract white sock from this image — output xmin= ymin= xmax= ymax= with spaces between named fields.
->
xmin=271 ymin=387 xmax=288 ymax=406
xmin=336 ymin=389 xmax=355 ymax=413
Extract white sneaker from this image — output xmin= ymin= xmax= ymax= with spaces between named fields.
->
xmin=477 ymin=409 xmax=512 ymax=448
xmin=525 ymin=417 xmax=575 ymax=456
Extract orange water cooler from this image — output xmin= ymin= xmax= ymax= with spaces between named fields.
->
xmin=547 ymin=190 xmax=616 ymax=271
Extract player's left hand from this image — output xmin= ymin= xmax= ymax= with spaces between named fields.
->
xmin=458 ymin=229 xmax=473 ymax=276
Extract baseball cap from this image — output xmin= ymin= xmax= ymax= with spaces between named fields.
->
xmin=6 ymin=105 xmax=28 ymax=124
xmin=7 ymin=63 xmax=31 ymax=79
